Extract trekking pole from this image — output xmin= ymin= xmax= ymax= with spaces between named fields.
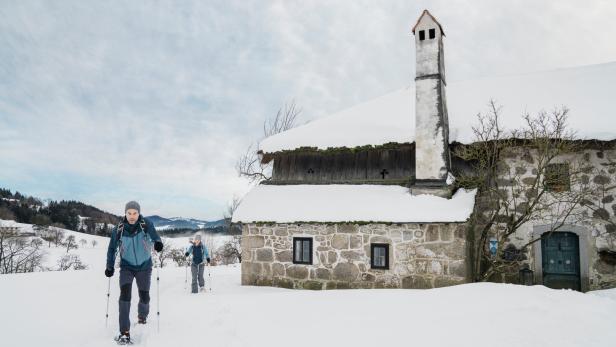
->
xmin=207 ymin=262 xmax=212 ymax=292
xmin=105 ymin=277 xmax=111 ymax=327
xmin=156 ymin=262 xmax=160 ymax=333
xmin=184 ymin=260 xmax=188 ymax=291
xmin=105 ymin=222 xmax=124 ymax=328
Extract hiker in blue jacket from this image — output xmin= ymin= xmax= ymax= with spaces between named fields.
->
xmin=105 ymin=201 xmax=163 ymax=345
xmin=185 ymin=232 xmax=210 ymax=293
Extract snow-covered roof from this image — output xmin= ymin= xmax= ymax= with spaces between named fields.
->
xmin=259 ymin=62 xmax=616 ymax=154
xmin=232 ymin=185 xmax=477 ymax=223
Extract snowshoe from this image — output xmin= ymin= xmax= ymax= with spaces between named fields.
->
xmin=114 ymin=332 xmax=133 ymax=345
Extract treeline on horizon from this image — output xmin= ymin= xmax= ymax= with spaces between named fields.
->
xmin=0 ymin=188 xmax=241 ymax=236
xmin=0 ymin=187 xmax=120 ymax=235
xmin=159 ymin=224 xmax=241 ymax=237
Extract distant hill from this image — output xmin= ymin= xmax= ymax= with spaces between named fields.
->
xmin=146 ymin=215 xmax=226 ymax=231
xmin=0 ymin=187 xmax=234 ymax=237
xmin=0 ymin=187 xmax=119 ymax=235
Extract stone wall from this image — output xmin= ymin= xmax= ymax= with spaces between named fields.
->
xmin=491 ymin=146 xmax=616 ymax=290
xmin=241 ymin=222 xmax=469 ymax=290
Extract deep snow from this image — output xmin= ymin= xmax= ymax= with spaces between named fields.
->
xmin=1 ymin=262 xmax=616 ymax=346
xmin=2 ymin=220 xmax=615 ymax=347
xmin=232 ymin=185 xmax=477 ymax=223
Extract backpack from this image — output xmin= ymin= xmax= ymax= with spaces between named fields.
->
xmin=116 ymin=219 xmax=153 ymax=267
xmin=116 ymin=219 xmax=147 ymax=240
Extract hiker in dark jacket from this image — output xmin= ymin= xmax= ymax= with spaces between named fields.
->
xmin=105 ymin=201 xmax=163 ymax=344
xmin=185 ymin=232 xmax=210 ymax=293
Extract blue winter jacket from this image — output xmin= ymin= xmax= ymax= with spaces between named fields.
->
xmin=106 ymin=216 xmax=161 ymax=271
xmin=186 ymin=243 xmax=210 ymax=265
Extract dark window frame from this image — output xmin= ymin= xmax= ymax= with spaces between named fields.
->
xmin=544 ymin=163 xmax=571 ymax=192
xmin=370 ymin=243 xmax=390 ymax=270
xmin=418 ymin=30 xmax=426 ymax=41
xmin=293 ymin=237 xmax=313 ymax=265
xmin=429 ymin=28 xmax=436 ymax=39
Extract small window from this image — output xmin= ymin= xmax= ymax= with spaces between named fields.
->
xmin=418 ymin=30 xmax=425 ymax=41
xmin=545 ymin=163 xmax=570 ymax=192
xmin=371 ymin=243 xmax=389 ymax=269
xmin=293 ymin=237 xmax=313 ymax=264
xmin=429 ymin=28 xmax=436 ymax=39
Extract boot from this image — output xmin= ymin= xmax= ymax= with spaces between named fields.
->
xmin=115 ymin=331 xmax=132 ymax=345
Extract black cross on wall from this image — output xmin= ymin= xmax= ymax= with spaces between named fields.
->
xmin=380 ymin=169 xmax=389 ymax=179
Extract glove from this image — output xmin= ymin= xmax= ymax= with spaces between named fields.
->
xmin=154 ymin=241 xmax=163 ymax=252
xmin=206 ymin=257 xmax=211 ymax=264
xmin=184 ymin=252 xmax=190 ymax=257
xmin=105 ymin=268 xmax=114 ymax=277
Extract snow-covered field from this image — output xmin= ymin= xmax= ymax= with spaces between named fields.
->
xmin=0 ymin=219 xmax=233 ymax=271
xmin=1 ymin=219 xmax=110 ymax=270
xmin=1 ymin=262 xmax=616 ymax=345
xmin=2 ymin=219 xmax=616 ymax=346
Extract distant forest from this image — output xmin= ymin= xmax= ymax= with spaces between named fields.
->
xmin=0 ymin=188 xmax=240 ymax=236
xmin=0 ymin=188 xmax=120 ymax=235
xmin=158 ymin=225 xmax=241 ymax=237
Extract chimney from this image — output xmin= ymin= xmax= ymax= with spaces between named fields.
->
xmin=411 ymin=10 xmax=452 ymax=197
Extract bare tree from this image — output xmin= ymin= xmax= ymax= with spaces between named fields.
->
xmin=263 ymin=101 xmax=302 ymax=138
xmin=223 ymin=195 xmax=243 ymax=234
xmin=0 ymin=227 xmax=44 ymax=274
xmin=51 ymin=225 xmax=65 ymax=247
xmin=236 ymin=101 xmax=301 ymax=183
xmin=224 ymin=196 xmax=242 ymax=221
xmin=218 ymin=236 xmax=242 ymax=264
xmin=218 ymin=195 xmax=244 ymax=265
xmin=154 ymin=238 xmax=173 ymax=268
xmin=169 ymin=247 xmax=190 ymax=267
xmin=91 ymin=239 xmax=98 ymax=248
xmin=202 ymin=232 xmax=216 ymax=262
xmin=79 ymin=239 xmax=87 ymax=248
xmin=31 ymin=239 xmax=44 ymax=253
xmin=65 ymin=235 xmax=77 ymax=253
xmin=39 ymin=228 xmax=54 ymax=248
xmin=39 ymin=226 xmax=65 ymax=248
xmin=456 ymin=101 xmax=597 ymax=281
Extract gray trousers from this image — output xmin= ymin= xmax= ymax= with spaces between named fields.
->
xmin=118 ymin=268 xmax=152 ymax=332
xmin=191 ymin=263 xmax=205 ymax=293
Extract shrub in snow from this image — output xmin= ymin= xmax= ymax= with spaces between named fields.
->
xmin=57 ymin=254 xmax=88 ymax=271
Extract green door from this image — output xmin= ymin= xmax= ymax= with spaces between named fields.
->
xmin=541 ymin=232 xmax=580 ymax=291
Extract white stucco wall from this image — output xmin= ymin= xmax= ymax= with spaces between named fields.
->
xmin=415 ymin=78 xmax=447 ymax=180
xmin=414 ymin=14 xmax=443 ymax=78
xmin=414 ymin=13 xmax=448 ymax=181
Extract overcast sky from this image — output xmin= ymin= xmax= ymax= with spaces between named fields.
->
xmin=1 ymin=0 xmax=616 ymax=220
